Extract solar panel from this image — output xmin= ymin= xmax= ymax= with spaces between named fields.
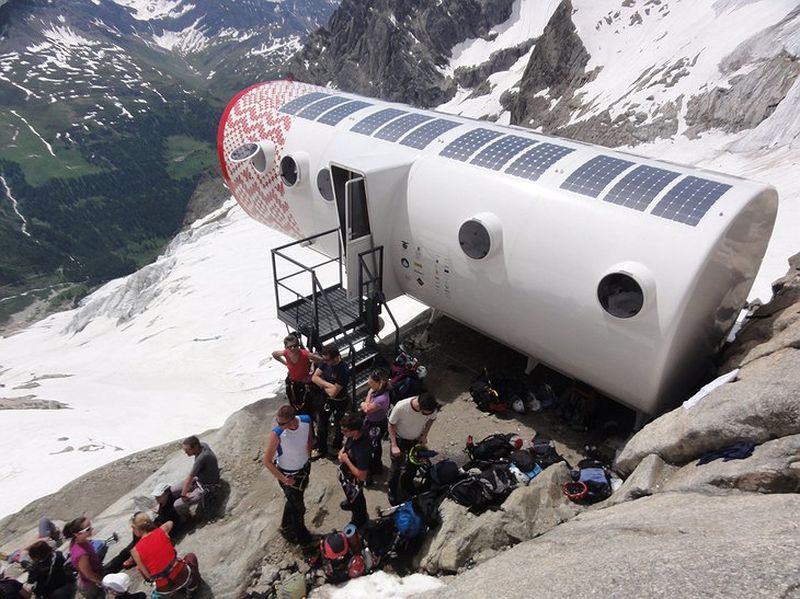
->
xmin=561 ymin=155 xmax=635 ymax=197
xmin=505 ymin=143 xmax=575 ymax=181
xmin=279 ymin=92 xmax=331 ymax=115
xmin=471 ymin=135 xmax=538 ymax=171
xmin=296 ymin=96 xmax=351 ymax=119
xmin=399 ymin=118 xmax=461 ymax=149
xmin=651 ymin=176 xmax=731 ymax=226
xmin=440 ymin=128 xmax=503 ymax=161
xmin=604 ymin=165 xmax=680 ymax=211
xmin=374 ymin=113 xmax=434 ymax=141
xmin=351 ymin=108 xmax=408 ymax=135
xmin=317 ymin=100 xmax=373 ymax=125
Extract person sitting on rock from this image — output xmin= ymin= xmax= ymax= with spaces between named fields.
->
xmin=129 ymin=513 xmax=200 ymax=597
xmin=272 ymin=334 xmax=322 ymax=417
xmin=311 ymin=345 xmax=351 ymax=459
xmin=63 ymin=517 xmax=108 ymax=599
xmin=105 ymin=482 xmax=181 ymax=574
xmin=337 ymin=413 xmax=371 ymax=529
xmin=262 ymin=404 xmax=314 ymax=545
xmin=171 ymin=435 xmax=220 ymax=519
xmin=360 ymin=368 xmax=391 ymax=484
xmin=101 ymin=572 xmax=146 ymax=599
xmin=27 ymin=540 xmax=74 ymax=599
xmin=387 ymin=393 xmax=440 ymax=506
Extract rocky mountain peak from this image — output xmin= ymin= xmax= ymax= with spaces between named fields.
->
xmin=287 ymin=0 xmax=514 ymax=106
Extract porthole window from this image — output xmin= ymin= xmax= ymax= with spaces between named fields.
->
xmin=458 ymin=220 xmax=492 ymax=260
xmin=317 ymin=168 xmax=334 ymax=201
xmin=598 ymin=273 xmax=644 ymax=318
xmin=229 ymin=142 xmax=259 ymax=162
xmin=280 ymin=156 xmax=299 ymax=187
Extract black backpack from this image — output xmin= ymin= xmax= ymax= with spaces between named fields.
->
xmin=530 ymin=435 xmax=568 ymax=469
xmin=469 ymin=369 xmax=509 ymax=413
xmin=465 ymin=433 xmax=518 ymax=463
xmin=448 ymin=464 xmax=518 ymax=513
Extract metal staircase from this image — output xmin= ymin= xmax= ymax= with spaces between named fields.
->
xmin=271 ymin=228 xmax=400 ymax=402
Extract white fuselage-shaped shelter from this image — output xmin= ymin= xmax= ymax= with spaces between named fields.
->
xmin=217 ymin=80 xmax=777 ymax=415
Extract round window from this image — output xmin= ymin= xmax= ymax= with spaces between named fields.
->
xmin=316 ymin=168 xmax=334 ymax=201
xmin=598 ymin=273 xmax=644 ymax=318
xmin=280 ymin=156 xmax=299 ymax=187
xmin=458 ymin=220 xmax=492 ymax=260
xmin=229 ymin=142 xmax=259 ymax=162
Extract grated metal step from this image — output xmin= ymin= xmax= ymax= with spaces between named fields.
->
xmin=276 ymin=285 xmax=362 ymax=341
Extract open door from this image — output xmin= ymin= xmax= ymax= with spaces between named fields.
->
xmin=332 ymin=166 xmax=377 ymax=300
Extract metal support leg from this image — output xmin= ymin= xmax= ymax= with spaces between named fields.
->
xmin=525 ymin=356 xmax=539 ymax=375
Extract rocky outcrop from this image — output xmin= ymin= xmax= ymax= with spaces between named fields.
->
xmin=418 ymin=493 xmax=800 ymax=599
xmin=660 ymin=434 xmax=800 ymax=495
xmin=182 ymin=173 xmax=230 ymax=228
xmin=720 ymin=251 xmax=800 ymax=370
xmin=287 ymin=0 xmax=514 ymax=107
xmin=605 ymin=454 xmax=677 ymax=507
xmin=509 ymin=0 xmax=594 ymax=132
xmin=454 ymin=39 xmax=536 ymax=91
xmin=614 ymin=347 xmax=800 ymax=475
xmin=419 ymin=463 xmax=579 ymax=574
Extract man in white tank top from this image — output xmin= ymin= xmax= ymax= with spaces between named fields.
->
xmin=263 ymin=405 xmax=314 ymax=544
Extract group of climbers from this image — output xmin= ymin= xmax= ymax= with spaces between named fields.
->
xmin=2 ymin=436 xmax=216 ymax=599
xmin=265 ymin=333 xmax=441 ymax=547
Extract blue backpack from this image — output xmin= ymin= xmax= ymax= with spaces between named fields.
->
xmin=393 ymin=501 xmax=423 ymax=539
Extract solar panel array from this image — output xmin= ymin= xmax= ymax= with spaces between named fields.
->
xmin=471 ymin=135 xmax=538 ymax=171
xmin=351 ymin=108 xmax=409 ymax=135
xmin=275 ymin=93 xmax=733 ymax=226
xmin=651 ymin=176 xmax=731 ymax=226
xmin=374 ymin=113 xmax=434 ymax=142
xmin=505 ymin=143 xmax=575 ymax=181
xmin=296 ymin=96 xmax=352 ymax=119
xmin=279 ymin=92 xmax=331 ymax=115
xmin=399 ymin=119 xmax=461 ymax=149
xmin=317 ymin=100 xmax=373 ymax=125
xmin=561 ymin=155 xmax=635 ymax=197
xmin=440 ymin=128 xmax=503 ymax=161
xmin=604 ymin=165 xmax=680 ymax=211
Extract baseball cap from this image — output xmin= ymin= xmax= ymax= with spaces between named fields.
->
xmin=151 ymin=482 xmax=171 ymax=497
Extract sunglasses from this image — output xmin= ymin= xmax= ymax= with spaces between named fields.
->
xmin=276 ymin=418 xmax=293 ymax=427
xmin=286 ymin=344 xmax=300 ymax=349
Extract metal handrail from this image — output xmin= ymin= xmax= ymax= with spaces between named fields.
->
xmin=271 ymin=228 xmax=345 ymax=338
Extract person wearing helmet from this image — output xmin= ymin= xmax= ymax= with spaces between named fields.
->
xmin=387 ymin=393 xmax=440 ymax=505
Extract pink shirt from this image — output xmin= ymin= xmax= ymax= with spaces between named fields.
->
xmin=69 ymin=541 xmax=102 ymax=590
